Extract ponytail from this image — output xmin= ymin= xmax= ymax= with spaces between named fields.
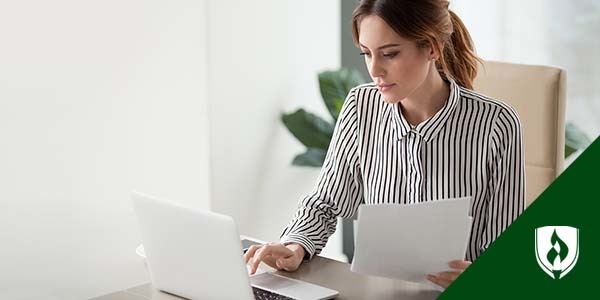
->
xmin=437 ymin=10 xmax=482 ymax=90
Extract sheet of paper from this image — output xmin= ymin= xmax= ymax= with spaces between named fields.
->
xmin=350 ymin=197 xmax=472 ymax=283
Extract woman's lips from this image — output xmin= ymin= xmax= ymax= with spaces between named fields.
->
xmin=377 ymin=83 xmax=395 ymax=92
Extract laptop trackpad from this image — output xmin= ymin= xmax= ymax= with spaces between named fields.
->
xmin=251 ymin=272 xmax=301 ymax=289
xmin=250 ymin=273 xmax=338 ymax=300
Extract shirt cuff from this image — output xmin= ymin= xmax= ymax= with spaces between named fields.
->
xmin=280 ymin=233 xmax=317 ymax=261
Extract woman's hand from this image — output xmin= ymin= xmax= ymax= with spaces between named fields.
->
xmin=244 ymin=243 xmax=305 ymax=275
xmin=426 ymin=260 xmax=471 ymax=289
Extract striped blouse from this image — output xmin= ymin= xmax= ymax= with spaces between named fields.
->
xmin=280 ymin=76 xmax=525 ymax=262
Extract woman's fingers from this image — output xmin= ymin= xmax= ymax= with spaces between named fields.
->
xmin=434 ymin=271 xmax=461 ymax=282
xmin=244 ymin=245 xmax=261 ymax=264
xmin=426 ymin=274 xmax=452 ymax=288
xmin=246 ymin=244 xmax=296 ymax=274
xmin=249 ymin=245 xmax=274 ymax=274
xmin=426 ymin=260 xmax=472 ymax=289
xmin=448 ymin=260 xmax=471 ymax=270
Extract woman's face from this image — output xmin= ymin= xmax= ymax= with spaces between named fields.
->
xmin=358 ymin=15 xmax=434 ymax=103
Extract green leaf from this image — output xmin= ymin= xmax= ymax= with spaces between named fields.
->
xmin=292 ymin=148 xmax=327 ymax=167
xmin=565 ymin=122 xmax=592 ymax=158
xmin=565 ymin=144 xmax=577 ymax=158
xmin=318 ymin=68 xmax=366 ymax=121
xmin=281 ymin=109 xmax=334 ymax=150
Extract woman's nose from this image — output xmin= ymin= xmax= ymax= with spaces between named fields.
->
xmin=368 ymin=57 xmax=385 ymax=78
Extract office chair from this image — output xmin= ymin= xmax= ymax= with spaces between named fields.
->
xmin=473 ymin=60 xmax=567 ymax=206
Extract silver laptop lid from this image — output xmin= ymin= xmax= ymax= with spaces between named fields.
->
xmin=132 ymin=191 xmax=254 ymax=300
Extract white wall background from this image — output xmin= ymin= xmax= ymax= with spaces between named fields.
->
xmin=0 ymin=0 xmax=210 ymax=299
xmin=0 ymin=0 xmax=343 ymax=299
xmin=207 ymin=1 xmax=344 ymax=258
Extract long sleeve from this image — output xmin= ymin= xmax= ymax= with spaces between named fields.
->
xmin=480 ymin=106 xmax=526 ymax=255
xmin=280 ymin=88 xmax=364 ymax=260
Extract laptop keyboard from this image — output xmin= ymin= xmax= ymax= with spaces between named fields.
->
xmin=252 ymin=286 xmax=296 ymax=300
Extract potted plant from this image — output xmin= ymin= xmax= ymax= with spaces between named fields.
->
xmin=281 ymin=68 xmax=366 ymax=167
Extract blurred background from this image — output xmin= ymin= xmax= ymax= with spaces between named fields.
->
xmin=0 ymin=0 xmax=597 ymax=299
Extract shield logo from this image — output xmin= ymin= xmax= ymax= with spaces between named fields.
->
xmin=535 ymin=226 xmax=579 ymax=279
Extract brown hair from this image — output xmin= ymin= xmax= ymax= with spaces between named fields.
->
xmin=351 ymin=0 xmax=482 ymax=89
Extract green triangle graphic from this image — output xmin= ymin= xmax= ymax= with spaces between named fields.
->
xmin=440 ymin=137 xmax=600 ymax=299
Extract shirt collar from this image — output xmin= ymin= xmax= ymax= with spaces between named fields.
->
xmin=391 ymin=75 xmax=460 ymax=142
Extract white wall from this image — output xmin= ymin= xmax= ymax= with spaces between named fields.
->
xmin=1 ymin=0 xmax=344 ymax=298
xmin=207 ymin=0 xmax=342 ymax=249
xmin=451 ymin=0 xmax=548 ymax=63
xmin=0 ymin=0 xmax=210 ymax=299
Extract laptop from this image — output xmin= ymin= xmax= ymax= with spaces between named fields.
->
xmin=131 ymin=191 xmax=339 ymax=300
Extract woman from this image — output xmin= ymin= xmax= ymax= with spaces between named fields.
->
xmin=245 ymin=0 xmax=525 ymax=289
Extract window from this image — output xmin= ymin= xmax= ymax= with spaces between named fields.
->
xmin=452 ymin=0 xmax=600 ymax=141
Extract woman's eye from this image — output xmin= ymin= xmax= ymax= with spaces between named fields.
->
xmin=382 ymin=52 xmax=398 ymax=58
xmin=359 ymin=52 xmax=371 ymax=57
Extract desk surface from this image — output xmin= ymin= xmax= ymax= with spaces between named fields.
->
xmin=91 ymin=255 xmax=441 ymax=300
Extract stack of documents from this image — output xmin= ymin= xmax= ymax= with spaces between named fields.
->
xmin=350 ymin=197 xmax=472 ymax=283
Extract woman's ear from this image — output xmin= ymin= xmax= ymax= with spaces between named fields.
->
xmin=417 ymin=40 xmax=440 ymax=61
xmin=425 ymin=42 xmax=440 ymax=60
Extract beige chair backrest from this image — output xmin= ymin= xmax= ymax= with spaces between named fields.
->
xmin=472 ymin=61 xmax=566 ymax=206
